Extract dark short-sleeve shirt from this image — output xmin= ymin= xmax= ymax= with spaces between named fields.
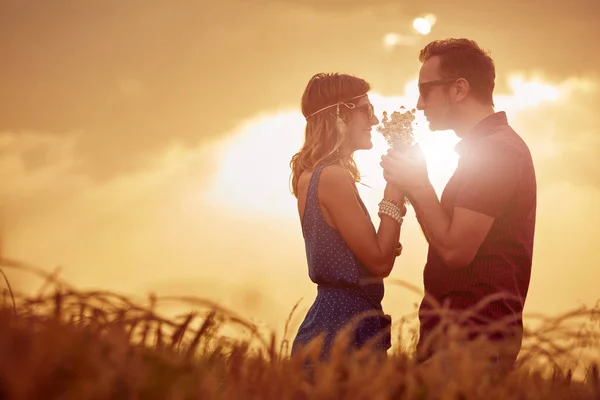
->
xmin=417 ymin=112 xmax=537 ymax=355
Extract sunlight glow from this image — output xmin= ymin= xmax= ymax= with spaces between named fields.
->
xmin=383 ymin=13 xmax=435 ymax=50
xmin=508 ymin=76 xmax=560 ymax=106
xmin=382 ymin=33 xmax=417 ymax=50
xmin=412 ymin=19 xmax=431 ymax=35
xmin=203 ymin=112 xmax=305 ymax=219
xmin=384 ymin=33 xmax=399 ymax=48
xmin=412 ymin=14 xmax=436 ymax=35
xmin=203 ymin=76 xmax=564 ymax=218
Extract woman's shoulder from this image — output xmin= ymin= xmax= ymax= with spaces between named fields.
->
xmin=297 ymin=164 xmax=355 ymax=200
xmin=299 ymin=164 xmax=350 ymax=186
xmin=318 ymin=165 xmax=357 ymax=198
xmin=320 ymin=164 xmax=352 ymax=182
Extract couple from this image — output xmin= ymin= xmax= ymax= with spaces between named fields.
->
xmin=289 ymin=38 xmax=536 ymax=372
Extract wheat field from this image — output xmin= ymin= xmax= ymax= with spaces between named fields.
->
xmin=0 ymin=259 xmax=598 ymax=399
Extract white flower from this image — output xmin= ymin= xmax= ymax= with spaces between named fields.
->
xmin=376 ymin=106 xmax=416 ymax=151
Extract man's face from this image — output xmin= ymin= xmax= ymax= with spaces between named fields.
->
xmin=416 ymin=56 xmax=459 ymax=131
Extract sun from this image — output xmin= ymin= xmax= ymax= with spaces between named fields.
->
xmin=354 ymin=85 xmax=460 ymax=199
xmin=202 ymin=77 xmax=564 ymax=218
xmin=202 ymin=88 xmax=459 ymax=218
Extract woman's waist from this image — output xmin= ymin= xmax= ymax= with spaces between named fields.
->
xmin=315 ymin=276 xmax=384 ymax=288
xmin=316 ymin=279 xmax=384 ymax=307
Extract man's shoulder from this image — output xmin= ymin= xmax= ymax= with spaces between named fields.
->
xmin=479 ymin=125 xmax=533 ymax=160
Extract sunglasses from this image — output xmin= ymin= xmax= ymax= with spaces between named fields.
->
xmin=353 ymin=102 xmax=375 ymax=120
xmin=418 ymin=77 xmax=461 ymax=98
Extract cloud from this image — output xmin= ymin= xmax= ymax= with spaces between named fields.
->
xmin=503 ymin=75 xmax=600 ymax=187
xmin=1 ymin=72 xmax=599 ymax=334
xmin=0 ymin=126 xmax=312 ymax=331
xmin=1 ymin=130 xmax=217 ymax=275
xmin=4 ymin=0 xmax=597 ymax=188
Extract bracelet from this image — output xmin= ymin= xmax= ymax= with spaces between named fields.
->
xmin=383 ymin=197 xmax=401 ymax=207
xmin=378 ymin=199 xmax=404 ymax=225
xmin=379 ymin=206 xmax=403 ymax=225
xmin=383 ymin=197 xmax=407 ymax=217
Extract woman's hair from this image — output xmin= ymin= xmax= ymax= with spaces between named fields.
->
xmin=290 ymin=73 xmax=371 ymax=198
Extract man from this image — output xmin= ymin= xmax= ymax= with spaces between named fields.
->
xmin=381 ymin=38 xmax=537 ymax=371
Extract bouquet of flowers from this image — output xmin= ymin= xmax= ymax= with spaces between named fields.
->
xmin=376 ymin=106 xmax=417 ymax=206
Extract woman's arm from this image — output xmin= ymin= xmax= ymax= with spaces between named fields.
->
xmin=319 ymin=165 xmax=405 ymax=277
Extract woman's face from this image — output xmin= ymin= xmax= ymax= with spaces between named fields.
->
xmin=346 ymin=95 xmax=379 ymax=151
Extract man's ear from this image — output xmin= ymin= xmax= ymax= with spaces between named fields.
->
xmin=454 ymin=78 xmax=470 ymax=102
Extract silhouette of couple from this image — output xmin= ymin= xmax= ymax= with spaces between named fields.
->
xmin=289 ymin=38 xmax=536 ymax=374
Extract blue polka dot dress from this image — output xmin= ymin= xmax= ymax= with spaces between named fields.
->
xmin=291 ymin=163 xmax=392 ymax=361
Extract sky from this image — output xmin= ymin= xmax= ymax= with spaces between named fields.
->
xmin=1 ymin=0 xmax=600 ymax=338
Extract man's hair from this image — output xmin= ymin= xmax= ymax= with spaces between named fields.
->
xmin=419 ymin=38 xmax=495 ymax=106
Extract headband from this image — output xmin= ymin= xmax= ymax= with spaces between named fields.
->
xmin=305 ymin=93 xmax=368 ymax=121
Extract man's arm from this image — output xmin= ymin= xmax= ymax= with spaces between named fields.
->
xmin=410 ymin=183 xmax=495 ymax=269
xmin=383 ymin=142 xmax=523 ymax=270
xmin=414 ymin=209 xmax=432 ymax=242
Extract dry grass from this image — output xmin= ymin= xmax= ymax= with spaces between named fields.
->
xmin=0 ymin=259 xmax=599 ymax=399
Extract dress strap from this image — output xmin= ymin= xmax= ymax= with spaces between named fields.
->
xmin=306 ymin=163 xmax=333 ymax=208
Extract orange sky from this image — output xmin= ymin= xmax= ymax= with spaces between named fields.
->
xmin=1 ymin=1 xmax=599 ymax=337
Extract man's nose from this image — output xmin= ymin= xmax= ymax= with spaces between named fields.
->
xmin=416 ymin=95 xmax=425 ymax=111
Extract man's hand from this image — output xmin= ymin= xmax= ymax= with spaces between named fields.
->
xmin=380 ymin=145 xmax=430 ymax=191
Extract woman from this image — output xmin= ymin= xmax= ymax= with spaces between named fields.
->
xmin=289 ymin=73 xmax=406 ymax=361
